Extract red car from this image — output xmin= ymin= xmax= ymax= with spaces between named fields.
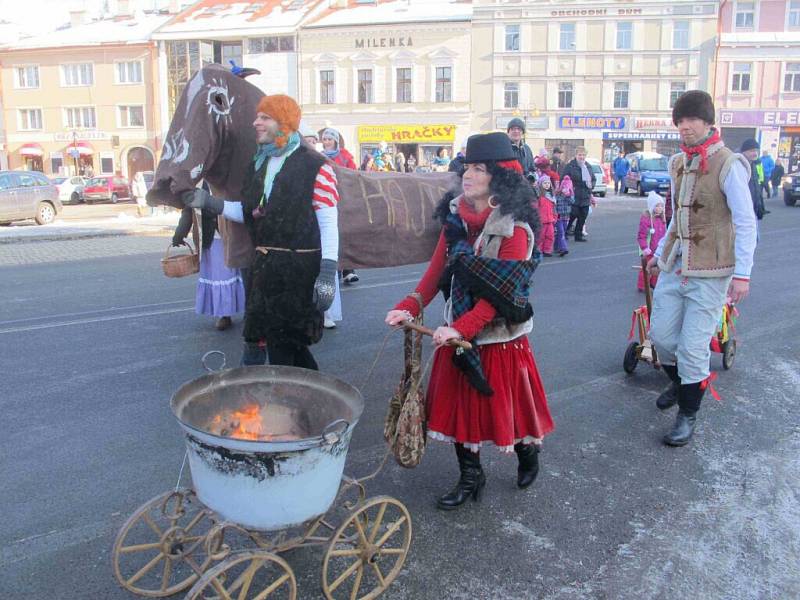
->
xmin=83 ymin=175 xmax=131 ymax=204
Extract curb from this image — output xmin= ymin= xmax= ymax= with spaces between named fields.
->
xmin=0 ymin=226 xmax=174 ymax=245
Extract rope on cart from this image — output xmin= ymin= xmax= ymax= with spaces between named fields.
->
xmin=175 ymin=450 xmax=189 ymax=491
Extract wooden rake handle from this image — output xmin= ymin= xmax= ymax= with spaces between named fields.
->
xmin=401 ymin=320 xmax=473 ymax=351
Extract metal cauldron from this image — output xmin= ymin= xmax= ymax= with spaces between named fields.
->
xmin=171 ymin=360 xmax=364 ymax=531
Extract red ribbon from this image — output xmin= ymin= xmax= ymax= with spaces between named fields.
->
xmin=680 ymin=129 xmax=722 ymax=175
xmin=700 ymin=372 xmax=721 ymax=402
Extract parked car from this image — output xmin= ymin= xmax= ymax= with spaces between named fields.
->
xmin=623 ymin=152 xmax=671 ymax=196
xmin=0 ymin=170 xmax=62 ymax=225
xmin=586 ymin=158 xmax=608 ymax=197
xmin=83 ymin=175 xmax=132 ymax=204
xmin=52 ymin=175 xmax=87 ymax=204
xmin=783 ymin=170 xmax=800 ymax=206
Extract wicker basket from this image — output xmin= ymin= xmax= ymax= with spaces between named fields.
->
xmin=161 ymin=210 xmax=200 ymax=278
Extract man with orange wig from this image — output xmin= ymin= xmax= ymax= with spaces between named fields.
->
xmin=184 ymin=94 xmax=339 ymax=369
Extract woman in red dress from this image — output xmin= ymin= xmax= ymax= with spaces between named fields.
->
xmin=386 ymin=132 xmax=555 ymax=510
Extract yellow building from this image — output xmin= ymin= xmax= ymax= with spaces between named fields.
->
xmin=299 ymin=0 xmax=473 ymax=168
xmin=0 ymin=9 xmax=169 ymax=179
xmin=471 ymin=0 xmax=719 ymax=161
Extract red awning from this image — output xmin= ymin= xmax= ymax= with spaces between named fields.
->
xmin=66 ymin=141 xmax=94 ymax=157
xmin=19 ymin=143 xmax=44 ymax=157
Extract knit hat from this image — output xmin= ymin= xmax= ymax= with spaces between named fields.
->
xmin=558 ymin=175 xmax=574 ymax=197
xmin=298 ymin=119 xmax=317 ymax=140
xmin=739 ymin=138 xmax=760 ymax=153
xmin=539 ymin=175 xmax=552 ymax=187
xmin=464 ymin=132 xmax=517 ymax=163
xmin=256 ymin=94 xmax=301 ymax=148
xmin=534 ymin=156 xmax=551 ymax=169
xmin=321 ymin=128 xmax=341 ymax=148
xmin=647 ymin=191 xmax=665 ymax=215
xmin=671 ymin=90 xmax=715 ymax=126
xmin=507 ymin=117 xmax=526 ymax=133
xmin=552 ymin=147 xmax=563 ymax=155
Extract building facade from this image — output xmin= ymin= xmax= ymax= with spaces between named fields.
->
xmin=0 ymin=10 xmax=168 ymax=178
xmin=299 ymin=0 xmax=472 ymax=169
xmin=714 ymin=0 xmax=800 ymax=172
xmin=471 ymin=0 xmax=719 ymax=161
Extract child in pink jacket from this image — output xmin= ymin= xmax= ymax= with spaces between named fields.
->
xmin=536 ymin=175 xmax=557 ymax=256
xmin=637 ymin=191 xmax=667 ymax=291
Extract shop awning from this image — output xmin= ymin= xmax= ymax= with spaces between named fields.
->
xmin=19 ymin=143 xmax=44 ymax=157
xmin=65 ymin=141 xmax=95 ymax=157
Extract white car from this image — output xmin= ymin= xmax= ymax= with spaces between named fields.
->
xmin=586 ymin=158 xmax=608 ymax=197
xmin=52 ymin=176 xmax=87 ymax=204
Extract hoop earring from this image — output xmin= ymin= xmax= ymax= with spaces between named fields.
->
xmin=488 ymin=196 xmax=499 ymax=209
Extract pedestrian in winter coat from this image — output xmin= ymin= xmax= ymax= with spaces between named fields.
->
xmin=612 ymin=153 xmax=630 ymax=194
xmin=637 ymin=191 xmax=667 ymax=291
xmin=395 ymin=152 xmax=407 ymax=173
xmin=740 ymin=138 xmax=765 ymax=220
xmin=770 ymin=159 xmax=785 ymax=198
xmin=554 ymin=176 xmax=573 ymax=256
xmin=550 ymin=147 xmax=565 ymax=177
xmin=321 ymin=128 xmax=357 ymax=170
xmin=536 ymin=175 xmax=557 ymax=256
xmin=506 ymin=117 xmax=535 ymax=178
xmin=562 ymin=147 xmax=595 ymax=241
xmin=760 ymin=150 xmax=775 ymax=198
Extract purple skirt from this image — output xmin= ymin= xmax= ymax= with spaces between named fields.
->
xmin=195 ymin=239 xmax=245 ymax=317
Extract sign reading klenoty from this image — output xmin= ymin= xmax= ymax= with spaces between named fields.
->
xmin=719 ymin=110 xmax=800 ymax=127
xmin=558 ymin=116 xmax=626 ymax=130
xmin=358 ymin=124 xmax=456 ymax=144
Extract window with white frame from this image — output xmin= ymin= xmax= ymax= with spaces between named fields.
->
xmin=63 ymin=107 xmax=97 ymax=129
xmin=100 ymin=154 xmax=114 ymax=174
xmin=51 ymin=154 xmax=63 ymax=174
xmin=116 ymin=61 xmax=143 ymax=84
xmin=248 ymin=36 xmax=294 ymax=53
xmin=18 ymin=108 xmax=43 ymax=131
xmin=560 ymin=23 xmax=576 ymax=50
xmin=119 ymin=105 xmax=144 ymax=128
xmin=61 ymin=63 xmax=94 ymax=86
xmin=673 ymin=21 xmax=690 ymax=49
xmin=15 ymin=65 xmax=39 ymax=88
xmin=320 ymin=70 xmax=335 ymax=104
xmin=505 ymin=24 xmax=520 ymax=51
xmin=785 ymin=63 xmax=800 ymax=92
xmin=558 ymin=82 xmax=573 ymax=109
xmin=504 ymin=82 xmax=519 ymax=109
xmin=396 ymin=68 xmax=412 ymax=103
xmin=731 ymin=62 xmax=752 ymax=92
xmin=789 ymin=1 xmax=800 ymax=28
xmin=616 ymin=22 xmax=632 ymax=50
xmin=613 ymin=82 xmax=629 ymax=109
xmin=435 ymin=66 xmax=452 ymax=103
xmin=357 ymin=69 xmax=373 ymax=104
xmin=670 ymin=82 xmax=687 ymax=108
xmin=734 ymin=1 xmax=755 ymax=29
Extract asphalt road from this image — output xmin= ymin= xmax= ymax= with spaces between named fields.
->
xmin=1 ymin=195 xmax=798 ymax=600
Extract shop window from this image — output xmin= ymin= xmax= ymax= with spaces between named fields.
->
xmin=505 ymin=24 xmax=520 ymax=51
xmin=734 ymin=1 xmax=755 ymax=29
xmin=616 ymin=22 xmax=632 ymax=50
xmin=731 ymin=63 xmax=752 ymax=92
xmin=673 ymin=21 xmax=690 ymax=49
xmin=790 ymin=1 xmax=800 ymax=28
xmin=784 ymin=63 xmax=800 ymax=92
xmin=396 ymin=68 xmax=412 ymax=103
xmin=614 ymin=82 xmax=629 ymax=109
xmin=15 ymin=65 xmax=39 ymax=89
xmin=558 ymin=82 xmax=573 ymax=109
xmin=320 ymin=70 xmax=335 ymax=104
xmin=435 ymin=67 xmax=452 ymax=103
xmin=63 ymin=107 xmax=97 ymax=129
xmin=560 ymin=23 xmax=576 ymax=50
xmin=116 ymin=61 xmax=143 ymax=84
xmin=18 ymin=108 xmax=43 ymax=131
xmin=119 ymin=105 xmax=144 ymax=128
xmin=61 ymin=63 xmax=94 ymax=86
xmin=504 ymin=82 xmax=519 ymax=109
xmin=358 ymin=69 xmax=373 ymax=104
xmin=670 ymin=82 xmax=686 ymax=108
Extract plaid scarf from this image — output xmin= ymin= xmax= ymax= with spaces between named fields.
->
xmin=440 ymin=210 xmax=537 ymax=396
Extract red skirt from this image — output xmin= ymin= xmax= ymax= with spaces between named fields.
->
xmin=425 ymin=336 xmax=554 ymax=453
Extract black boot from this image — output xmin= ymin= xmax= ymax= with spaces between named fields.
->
xmin=514 ymin=442 xmax=540 ymax=489
xmin=436 ymin=444 xmax=486 ymax=510
xmin=656 ymin=364 xmax=680 ymax=410
xmin=663 ymin=382 xmax=705 ymax=446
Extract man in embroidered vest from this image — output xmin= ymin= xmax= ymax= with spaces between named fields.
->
xmin=646 ymin=90 xmax=757 ymax=446
xmin=183 ymin=94 xmax=340 ymax=370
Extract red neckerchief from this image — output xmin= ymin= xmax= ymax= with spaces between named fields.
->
xmin=458 ymin=200 xmax=492 ymax=240
xmin=680 ymin=129 xmax=721 ymax=174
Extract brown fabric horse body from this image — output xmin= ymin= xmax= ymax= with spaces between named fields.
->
xmin=148 ymin=65 xmax=457 ymax=270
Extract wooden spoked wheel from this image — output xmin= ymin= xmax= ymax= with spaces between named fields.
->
xmin=184 ymin=550 xmax=297 ymax=600
xmin=322 ymin=496 xmax=412 ymax=600
xmin=112 ymin=489 xmax=216 ymax=597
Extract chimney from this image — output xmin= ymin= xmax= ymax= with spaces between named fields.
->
xmin=70 ymin=9 xmax=87 ymax=27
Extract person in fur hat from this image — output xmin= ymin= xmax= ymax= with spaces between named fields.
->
xmin=636 ymin=191 xmax=667 ymax=291
xmin=646 ymin=90 xmax=757 ymax=446
xmin=183 ymin=94 xmax=340 ymax=370
xmin=506 ymin=117 xmax=535 ymax=177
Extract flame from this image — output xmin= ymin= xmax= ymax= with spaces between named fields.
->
xmin=208 ymin=403 xmax=265 ymax=441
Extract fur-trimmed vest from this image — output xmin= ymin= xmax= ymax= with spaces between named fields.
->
xmin=445 ymin=201 xmax=535 ymax=345
xmin=658 ymin=143 xmax=750 ymax=278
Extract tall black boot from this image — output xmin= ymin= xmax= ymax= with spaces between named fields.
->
xmin=656 ymin=364 xmax=680 ymax=410
xmin=436 ymin=444 xmax=486 ymax=510
xmin=663 ymin=382 xmax=705 ymax=446
xmin=514 ymin=442 xmax=540 ymax=489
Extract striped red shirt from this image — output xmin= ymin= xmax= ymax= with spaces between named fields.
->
xmin=313 ymin=163 xmax=339 ymax=211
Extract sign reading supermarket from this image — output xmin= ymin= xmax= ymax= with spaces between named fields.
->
xmin=357 ymin=124 xmax=457 ymax=144
xmin=558 ymin=115 xmax=626 ymax=130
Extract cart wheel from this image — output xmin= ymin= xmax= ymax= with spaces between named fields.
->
xmin=322 ymin=496 xmax=412 ymax=600
xmin=184 ymin=550 xmax=296 ymax=600
xmin=623 ymin=341 xmax=640 ymax=374
xmin=112 ymin=489 xmax=216 ymax=597
xmin=722 ymin=339 xmax=737 ymax=370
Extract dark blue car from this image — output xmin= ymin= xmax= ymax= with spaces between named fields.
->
xmin=623 ymin=152 xmax=671 ymax=196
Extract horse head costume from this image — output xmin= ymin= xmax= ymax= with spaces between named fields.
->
xmin=148 ymin=64 xmax=458 ymax=269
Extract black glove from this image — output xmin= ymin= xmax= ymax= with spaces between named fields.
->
xmin=313 ymin=259 xmax=337 ymax=312
xmin=172 ymin=207 xmax=193 ymax=247
xmin=181 ymin=187 xmax=224 ymax=215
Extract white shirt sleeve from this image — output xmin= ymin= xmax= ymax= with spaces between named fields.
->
xmin=722 ymin=160 xmax=757 ymax=280
xmin=222 ymin=201 xmax=244 ymax=224
xmin=315 ymin=205 xmax=339 ymax=262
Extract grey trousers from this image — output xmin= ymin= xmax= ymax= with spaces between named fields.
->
xmin=650 ymin=268 xmax=730 ymax=384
